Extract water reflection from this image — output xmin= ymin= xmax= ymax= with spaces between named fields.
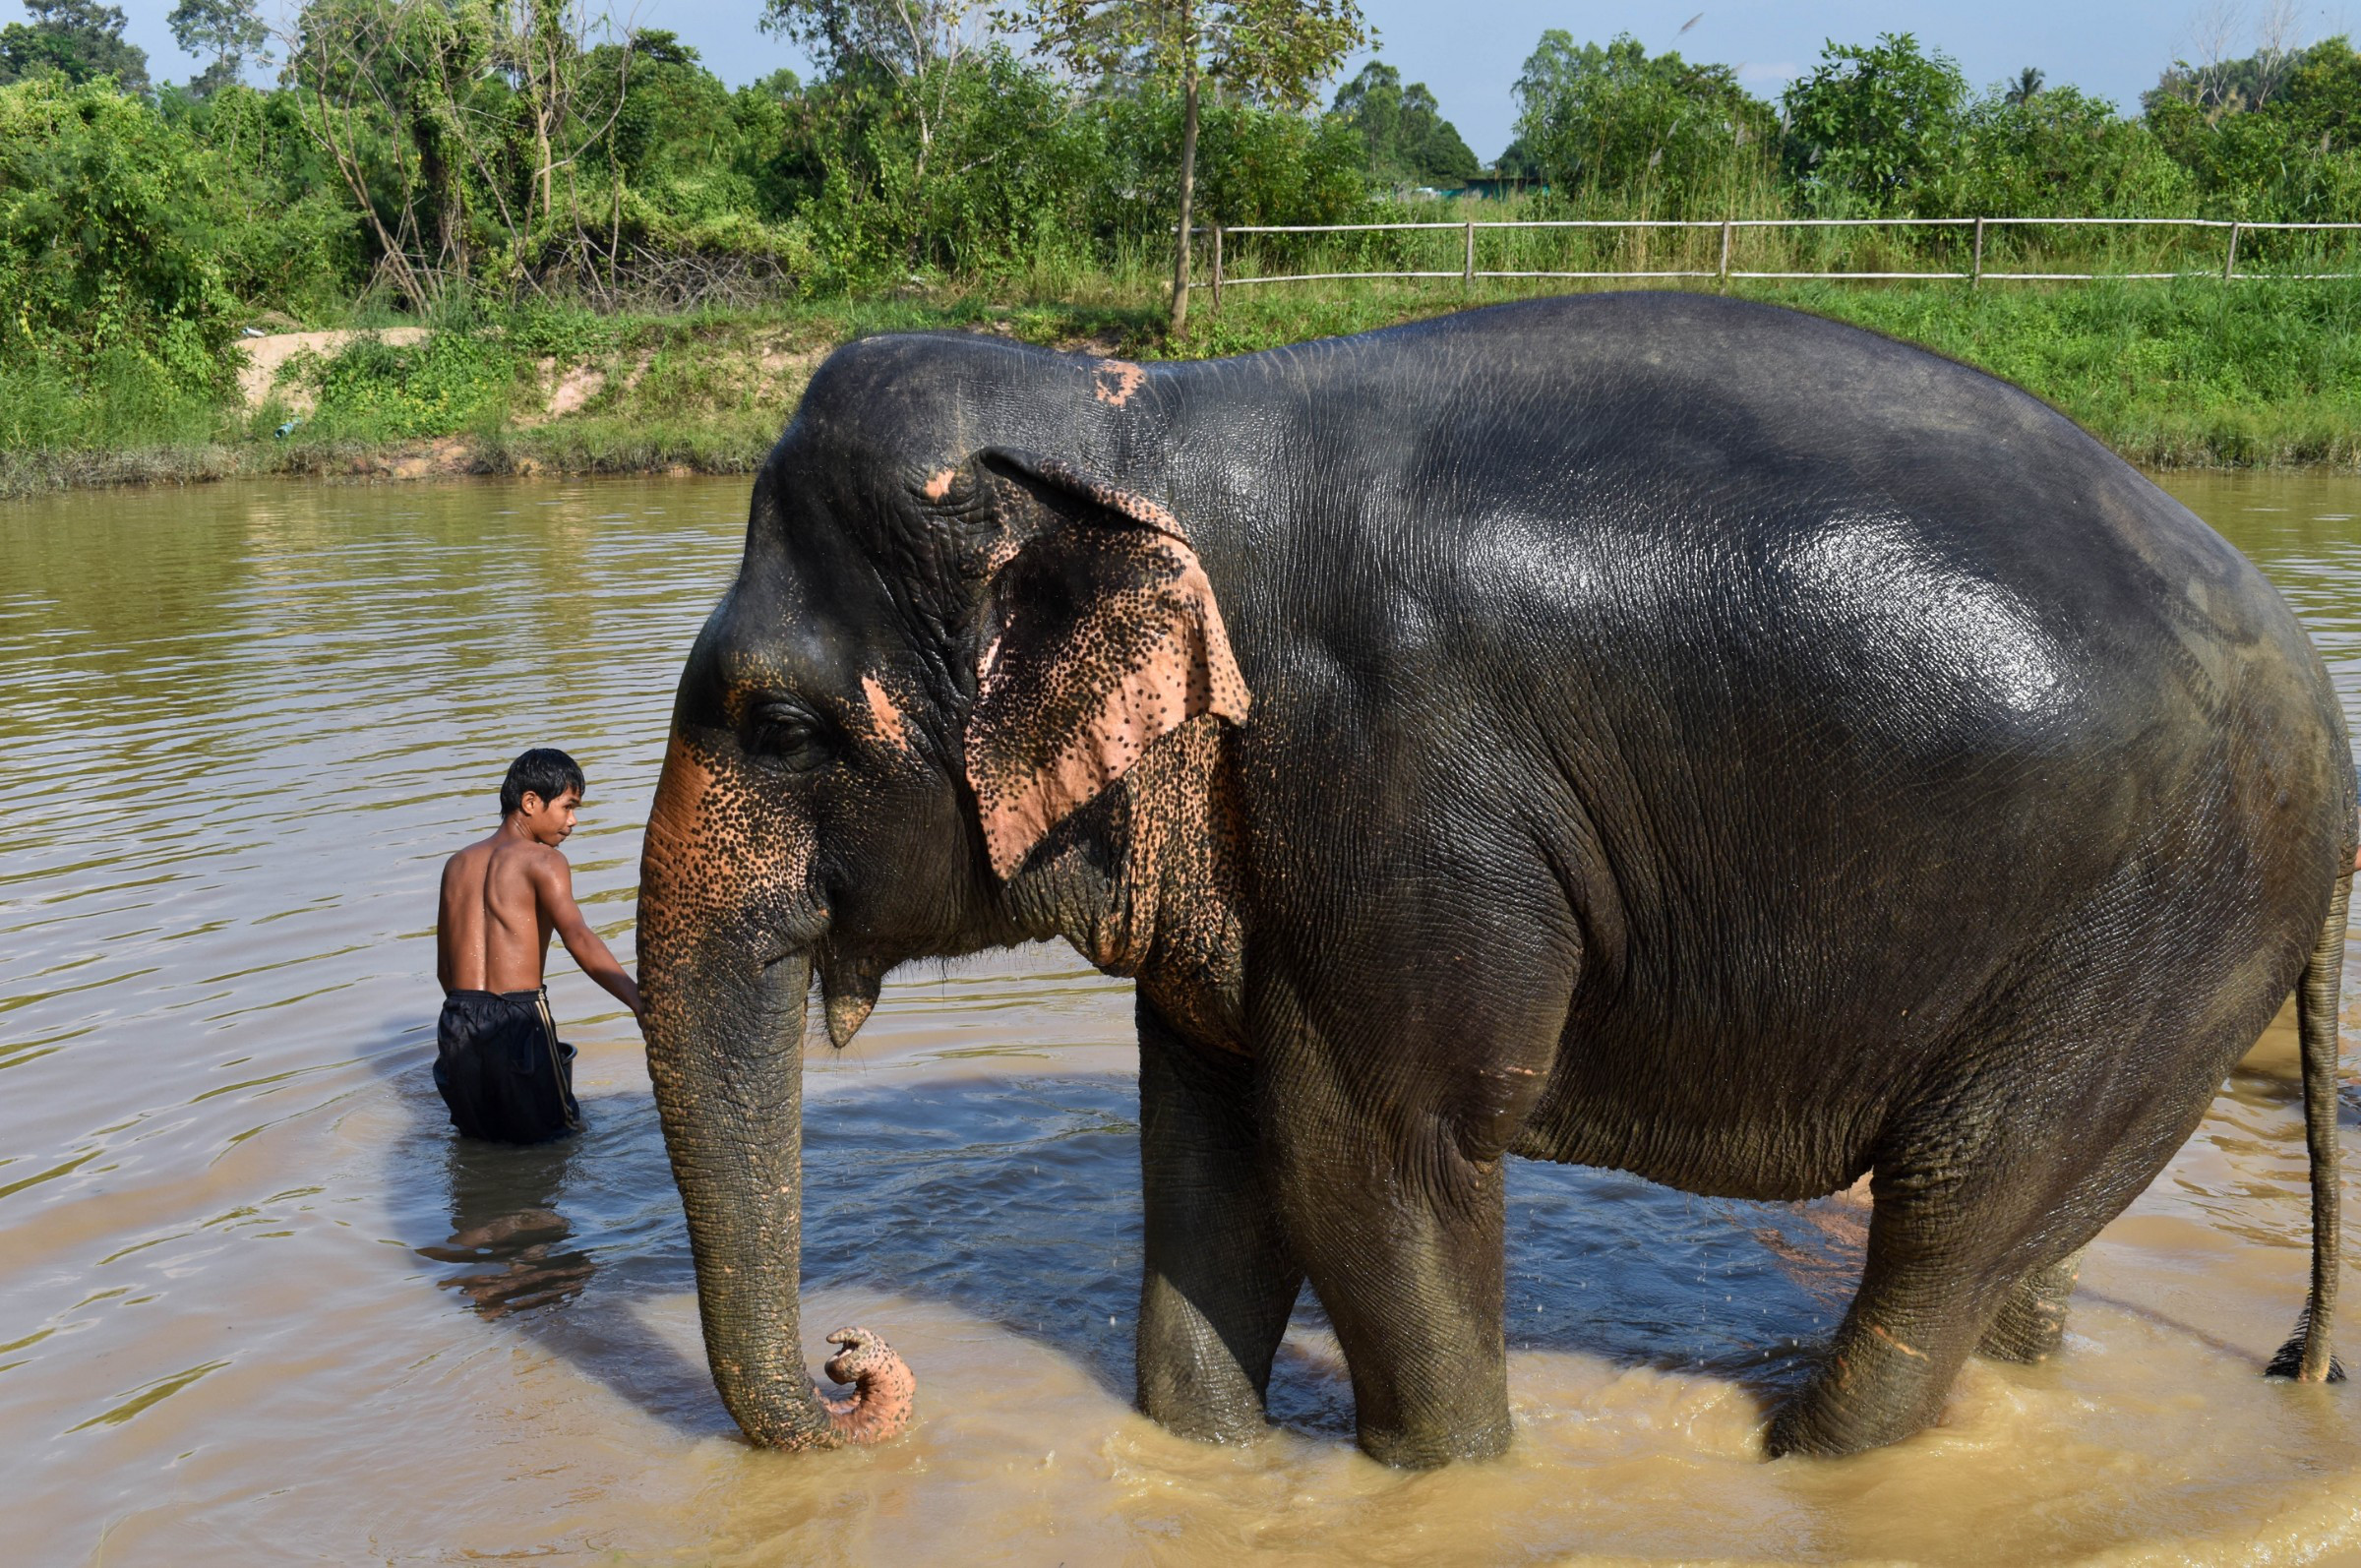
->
xmin=419 ymin=1136 xmax=596 ymax=1321
xmin=402 ymin=1061 xmax=1856 ymax=1438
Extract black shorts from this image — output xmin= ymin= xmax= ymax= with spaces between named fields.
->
xmin=434 ymin=989 xmax=580 ymax=1144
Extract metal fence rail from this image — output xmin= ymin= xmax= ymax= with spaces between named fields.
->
xmin=1199 ymin=215 xmax=2361 ymax=307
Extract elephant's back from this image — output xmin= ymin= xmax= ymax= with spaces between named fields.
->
xmin=1218 ymin=293 xmax=2349 ymax=1059
xmin=1212 ymin=292 xmax=2348 ymax=841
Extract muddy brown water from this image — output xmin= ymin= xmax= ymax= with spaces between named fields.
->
xmin=1 ymin=472 xmax=2358 ymax=1566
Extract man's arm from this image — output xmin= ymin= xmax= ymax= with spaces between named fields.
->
xmin=534 ymin=853 xmax=643 ymax=1022
xmin=435 ymin=859 xmax=455 ymax=995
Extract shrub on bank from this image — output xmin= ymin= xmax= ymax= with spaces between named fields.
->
xmin=300 ymin=332 xmax=518 ymax=441
xmin=0 ymin=76 xmax=238 ymax=396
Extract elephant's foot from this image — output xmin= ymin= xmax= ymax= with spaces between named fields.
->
xmin=816 ymin=1326 xmax=916 ymax=1443
xmin=1135 ymin=1272 xmax=1285 ymax=1444
xmin=1767 ymin=1263 xmax=1991 ymax=1456
xmin=1765 ymin=1327 xmax=1959 ymax=1459
xmin=1976 ymin=1249 xmax=2084 ymax=1364
xmin=1767 ymin=1362 xmax=1932 ymax=1459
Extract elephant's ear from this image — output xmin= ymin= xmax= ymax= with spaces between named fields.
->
xmin=962 ymin=452 xmax=1250 ymax=879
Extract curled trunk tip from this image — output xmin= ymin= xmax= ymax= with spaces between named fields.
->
xmin=817 ymin=1326 xmax=917 ymax=1443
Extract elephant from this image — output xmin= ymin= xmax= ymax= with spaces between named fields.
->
xmin=636 ymin=291 xmax=2356 ymax=1468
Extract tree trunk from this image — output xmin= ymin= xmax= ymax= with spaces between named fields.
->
xmin=1170 ymin=56 xmax=1199 ymax=338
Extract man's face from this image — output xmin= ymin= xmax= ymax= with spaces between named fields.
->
xmin=519 ymin=787 xmax=581 ymax=845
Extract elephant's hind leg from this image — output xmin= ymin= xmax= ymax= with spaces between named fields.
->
xmin=1134 ymin=1000 xmax=1302 ymax=1443
xmin=1976 ymin=1248 xmax=2085 ymax=1363
xmin=1766 ymin=1127 xmax=2059 ymax=1459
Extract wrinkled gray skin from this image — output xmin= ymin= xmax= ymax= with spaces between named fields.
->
xmin=637 ymin=294 xmax=2356 ymax=1466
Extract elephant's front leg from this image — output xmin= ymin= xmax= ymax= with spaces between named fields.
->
xmin=1269 ymin=1071 xmax=1515 ymax=1467
xmin=1259 ymin=1011 xmax=1537 ymax=1468
xmin=1135 ymin=1000 xmax=1302 ymax=1442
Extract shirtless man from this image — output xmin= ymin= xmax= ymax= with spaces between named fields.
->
xmin=434 ymin=748 xmax=641 ymax=1142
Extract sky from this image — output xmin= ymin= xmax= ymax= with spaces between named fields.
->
xmin=112 ymin=0 xmax=2360 ymax=164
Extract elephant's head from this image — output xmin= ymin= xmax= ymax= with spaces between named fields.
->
xmin=636 ymin=338 xmax=1249 ymax=1449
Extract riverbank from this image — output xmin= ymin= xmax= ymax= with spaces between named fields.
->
xmin=8 ymin=278 xmax=2361 ymax=500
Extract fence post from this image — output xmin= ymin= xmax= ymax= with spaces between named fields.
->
xmin=1719 ymin=219 xmax=1732 ymax=285
xmin=1972 ymin=217 xmax=1985 ymax=287
xmin=2224 ymin=220 xmax=2241 ymax=281
xmin=1211 ymin=225 xmax=1223 ymax=314
xmin=1464 ymin=220 xmax=1476 ymax=292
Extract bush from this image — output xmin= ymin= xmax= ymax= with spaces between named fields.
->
xmin=162 ymin=81 xmax=360 ymax=316
xmin=758 ymin=50 xmax=1102 ymax=287
xmin=304 ymin=332 xmax=515 ymax=439
xmin=1928 ymin=88 xmax=2194 ymax=217
xmin=1094 ymin=88 xmax=1368 ymax=243
xmin=1783 ymin=33 xmax=1968 ymax=213
xmin=1511 ymin=31 xmax=1779 ymax=217
xmin=0 ymin=75 xmax=238 ymax=392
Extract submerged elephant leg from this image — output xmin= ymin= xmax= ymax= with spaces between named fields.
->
xmin=1259 ymin=1018 xmax=1526 ymax=1469
xmin=1976 ymin=1247 xmax=2085 ymax=1363
xmin=1135 ymin=1001 xmax=1302 ymax=1442
xmin=1273 ymin=1115 xmax=1514 ymax=1468
xmin=1766 ymin=1178 xmax=2017 ymax=1459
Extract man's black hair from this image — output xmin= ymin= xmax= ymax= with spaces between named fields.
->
xmin=501 ymin=748 xmax=586 ymax=815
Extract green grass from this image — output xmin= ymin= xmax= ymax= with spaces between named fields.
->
xmin=1178 ymin=275 xmax=2361 ymax=469
xmin=8 ymin=274 xmax=2361 ymax=499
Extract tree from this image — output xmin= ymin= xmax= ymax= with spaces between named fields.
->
xmin=2005 ymin=67 xmax=2043 ymax=105
xmin=1492 ymin=135 xmax=1540 ymax=182
xmin=168 ymin=0 xmax=267 ymax=96
xmin=1782 ymin=32 xmax=1967 ymax=211
xmin=1331 ymin=59 xmax=1477 ymax=187
xmin=1010 ymin=0 xmax=1368 ymax=333
xmin=1511 ymin=31 xmax=1775 ymax=215
xmin=1931 ymin=84 xmax=2192 ymax=217
xmin=761 ymin=0 xmax=983 ymax=194
xmin=283 ymin=0 xmax=492 ymax=307
xmin=0 ymin=75 xmax=237 ymax=386
xmin=0 ymin=0 xmax=151 ymax=94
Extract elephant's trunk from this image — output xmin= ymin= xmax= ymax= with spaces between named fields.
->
xmin=638 ymin=762 xmax=912 ymax=1449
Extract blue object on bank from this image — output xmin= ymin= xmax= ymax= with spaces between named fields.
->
xmin=274 ymin=418 xmax=301 ymax=439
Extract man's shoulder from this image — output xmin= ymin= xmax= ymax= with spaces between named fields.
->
xmin=492 ymin=837 xmax=570 ymax=880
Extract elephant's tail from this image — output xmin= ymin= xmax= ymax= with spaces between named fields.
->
xmin=2268 ymin=867 xmax=2351 ymax=1383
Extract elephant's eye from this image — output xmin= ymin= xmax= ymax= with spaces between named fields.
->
xmin=746 ymin=700 xmax=836 ymax=772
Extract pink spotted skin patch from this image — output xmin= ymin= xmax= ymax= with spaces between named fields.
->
xmin=967 ymin=529 xmax=1249 ymax=880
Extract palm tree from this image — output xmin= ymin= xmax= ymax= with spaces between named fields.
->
xmin=2005 ymin=66 xmax=2044 ymax=105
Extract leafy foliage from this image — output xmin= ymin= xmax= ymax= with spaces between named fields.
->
xmin=303 ymin=330 xmax=514 ymax=438
xmin=1095 ymin=82 xmax=1366 ymax=232
xmin=1928 ymin=87 xmax=2193 ymax=218
xmin=0 ymin=0 xmax=149 ymax=93
xmin=0 ymin=74 xmax=235 ymax=385
xmin=1782 ymin=32 xmax=1967 ymax=211
xmin=1511 ymin=31 xmax=1776 ymax=216
xmin=23 ymin=1 xmax=2361 ymax=453
xmin=761 ymin=50 xmax=1101 ymax=283
xmin=1009 ymin=0 xmax=1366 ymax=110
xmin=1331 ymin=61 xmax=1479 ymax=188
xmin=167 ymin=0 xmax=267 ymax=96
xmin=2146 ymin=37 xmax=2361 ymax=218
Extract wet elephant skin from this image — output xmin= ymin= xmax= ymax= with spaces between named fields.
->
xmin=635 ymin=292 xmax=2358 ymax=1467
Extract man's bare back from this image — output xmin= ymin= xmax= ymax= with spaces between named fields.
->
xmin=436 ymin=783 xmax=642 ymax=1015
